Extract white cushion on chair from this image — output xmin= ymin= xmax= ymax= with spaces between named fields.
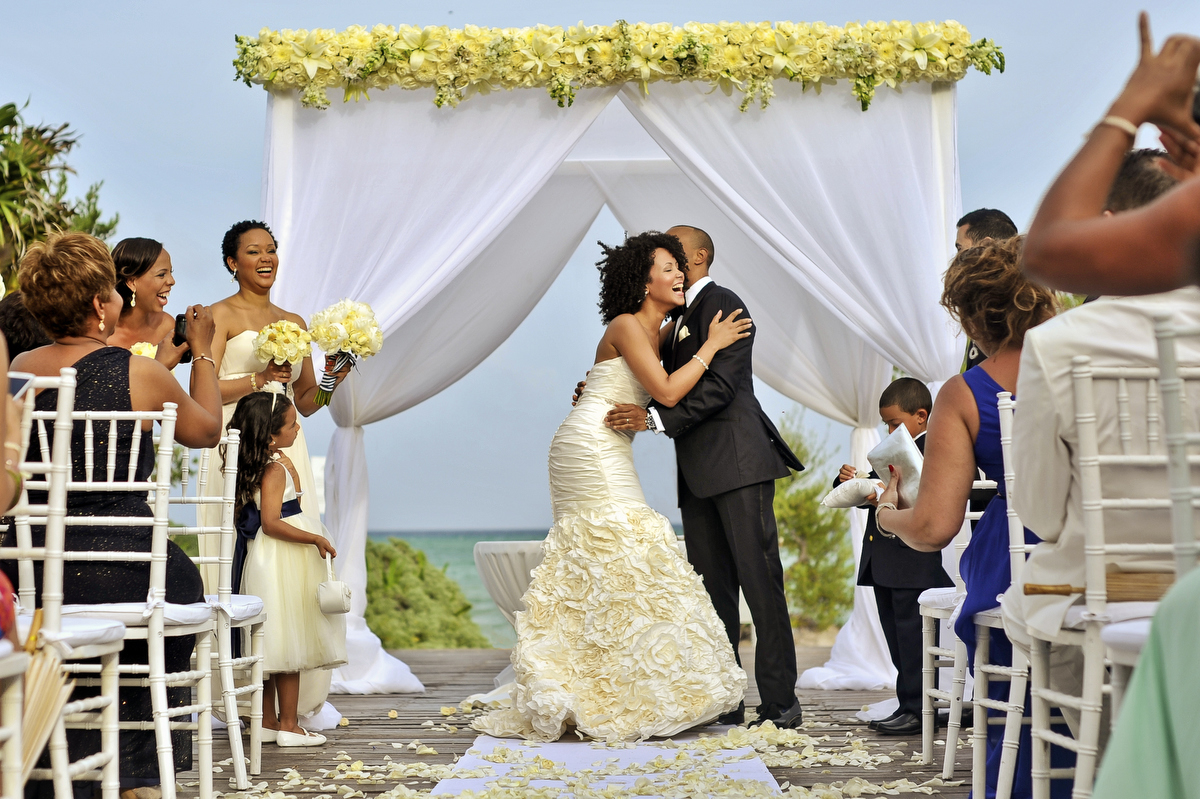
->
xmin=61 ymin=601 xmax=214 ymax=627
xmin=205 ymin=594 xmax=264 ymax=621
xmin=17 ymin=615 xmax=126 ymax=647
xmin=1101 ymin=619 xmax=1152 ymax=656
xmin=918 ymin=587 xmax=964 ymax=610
xmin=1062 ymin=601 xmax=1158 ymax=630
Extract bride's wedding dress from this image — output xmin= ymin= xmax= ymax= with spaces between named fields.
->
xmin=476 ymin=356 xmax=746 ymax=743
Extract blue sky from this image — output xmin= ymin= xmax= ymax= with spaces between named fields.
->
xmin=3 ymin=1 xmax=1198 ymax=529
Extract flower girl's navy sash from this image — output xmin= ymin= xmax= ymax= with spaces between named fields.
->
xmin=231 ymin=497 xmax=304 ymax=595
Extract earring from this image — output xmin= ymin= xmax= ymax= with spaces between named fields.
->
xmin=99 ymin=316 xmax=105 ymax=332
xmin=129 ymin=292 xmax=136 ymax=309
xmin=230 ymin=271 xmax=238 ymax=283
xmin=644 ymin=289 xmax=649 ymax=297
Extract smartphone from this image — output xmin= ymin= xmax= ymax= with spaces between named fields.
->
xmin=172 ymin=313 xmax=193 ymax=364
xmin=8 ymin=372 xmax=34 ymax=401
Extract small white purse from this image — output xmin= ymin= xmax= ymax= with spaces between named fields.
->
xmin=318 ymin=553 xmax=351 ymax=615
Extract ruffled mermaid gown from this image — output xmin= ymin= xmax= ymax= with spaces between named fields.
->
xmin=198 ymin=329 xmax=340 ymax=715
xmin=476 ymin=356 xmax=746 ymax=743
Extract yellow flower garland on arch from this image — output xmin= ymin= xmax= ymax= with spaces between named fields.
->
xmin=234 ymin=20 xmax=1003 ymax=112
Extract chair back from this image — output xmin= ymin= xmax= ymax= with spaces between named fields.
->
xmin=169 ymin=432 xmax=240 ymax=603
xmin=1 ymin=368 xmax=77 ymax=630
xmin=948 ymin=479 xmax=996 ymax=592
xmin=1071 ymin=355 xmax=1190 ymax=616
xmin=996 ymin=392 xmax=1034 ymax=586
xmin=1154 ymin=314 xmax=1200 ymax=578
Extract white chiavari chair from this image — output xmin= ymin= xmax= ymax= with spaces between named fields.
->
xmin=171 ymin=432 xmax=265 ymax=787
xmin=1100 ymin=315 xmax=1200 ymax=719
xmin=2 ymin=369 xmax=125 ymax=799
xmin=919 ymin=477 xmax=994 ymax=773
xmin=51 ymin=403 xmax=216 ymax=799
xmin=1026 ymin=356 xmax=1186 ymax=799
xmin=0 ymin=639 xmax=28 ymax=799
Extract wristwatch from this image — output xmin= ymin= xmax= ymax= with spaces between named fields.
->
xmin=645 ymin=411 xmax=658 ymax=433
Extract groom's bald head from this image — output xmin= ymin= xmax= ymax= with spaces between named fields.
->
xmin=667 ymin=225 xmax=714 ymax=285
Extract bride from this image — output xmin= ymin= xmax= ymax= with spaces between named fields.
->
xmin=476 ymin=231 xmax=750 ymax=743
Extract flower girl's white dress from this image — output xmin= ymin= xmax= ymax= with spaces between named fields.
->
xmin=241 ymin=467 xmax=347 ymax=674
xmin=476 ymin=357 xmax=746 ymax=743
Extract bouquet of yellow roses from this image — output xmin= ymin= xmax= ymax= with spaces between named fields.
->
xmin=253 ymin=320 xmax=312 ymax=368
xmin=309 ymin=299 xmax=383 ymax=406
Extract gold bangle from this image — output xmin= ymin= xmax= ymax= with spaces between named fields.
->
xmin=1099 ymin=115 xmax=1139 ymax=138
xmin=3 ymin=442 xmax=20 ymax=452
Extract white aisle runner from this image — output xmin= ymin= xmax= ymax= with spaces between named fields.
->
xmin=431 ymin=735 xmax=780 ymax=797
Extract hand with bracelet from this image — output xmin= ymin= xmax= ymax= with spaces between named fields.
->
xmin=3 ymin=397 xmax=23 ymax=513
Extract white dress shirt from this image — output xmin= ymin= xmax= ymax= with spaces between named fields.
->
xmin=648 ymin=276 xmax=714 ymax=433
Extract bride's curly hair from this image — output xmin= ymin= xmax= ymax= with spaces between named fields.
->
xmin=941 ymin=235 xmax=1060 ymax=354
xmin=222 ymin=391 xmax=294 ymax=520
xmin=596 ymin=231 xmax=689 ymax=324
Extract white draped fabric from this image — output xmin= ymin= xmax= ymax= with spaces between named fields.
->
xmin=262 ymin=83 xmax=962 ymax=693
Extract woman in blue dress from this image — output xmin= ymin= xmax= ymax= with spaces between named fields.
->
xmin=873 ymin=236 xmax=1068 ymax=798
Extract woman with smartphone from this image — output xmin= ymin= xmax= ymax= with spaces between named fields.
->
xmin=108 ymin=237 xmax=191 ymax=369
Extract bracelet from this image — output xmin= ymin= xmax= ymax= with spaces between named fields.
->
xmin=249 ymin=372 xmax=258 ymax=391
xmin=193 ymin=355 xmax=216 ymax=367
xmin=1098 ymin=115 xmax=1139 ymax=138
xmin=692 ymin=354 xmax=710 ymax=370
xmin=4 ymin=468 xmax=22 ymax=513
xmin=3 ymin=442 xmax=19 ymax=453
xmin=875 ymin=502 xmax=899 ymax=538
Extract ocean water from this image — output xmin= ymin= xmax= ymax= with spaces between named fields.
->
xmin=369 ymin=529 xmax=547 ymax=648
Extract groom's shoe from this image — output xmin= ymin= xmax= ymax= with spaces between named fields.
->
xmin=716 ymin=702 xmax=745 ymax=726
xmin=874 ymin=711 xmax=922 ymax=736
xmin=757 ymin=700 xmax=803 ymax=730
xmin=868 ymin=708 xmax=904 ymax=731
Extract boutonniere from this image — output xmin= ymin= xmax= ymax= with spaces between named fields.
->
xmin=678 ymin=325 xmax=690 ymax=342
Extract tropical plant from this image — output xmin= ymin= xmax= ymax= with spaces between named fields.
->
xmin=0 ymin=102 xmax=118 ymax=292
xmin=774 ymin=410 xmax=855 ymax=629
xmin=365 ymin=536 xmax=490 ymax=648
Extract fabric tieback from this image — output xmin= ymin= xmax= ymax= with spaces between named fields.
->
xmin=142 ymin=587 xmax=166 ymax=620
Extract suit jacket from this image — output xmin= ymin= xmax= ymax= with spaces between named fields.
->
xmin=838 ymin=433 xmax=952 ymax=591
xmin=1008 ymin=287 xmax=1200 ymax=641
xmin=654 ymin=281 xmax=803 ymax=500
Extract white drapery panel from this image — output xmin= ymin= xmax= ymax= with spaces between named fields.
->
xmin=619 ymin=81 xmax=963 ymax=383
xmin=266 ymin=88 xmax=614 ymax=692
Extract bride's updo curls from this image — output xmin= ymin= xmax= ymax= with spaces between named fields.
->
xmin=596 ymin=231 xmax=689 ymax=325
xmin=941 ymin=235 xmax=1060 ymax=355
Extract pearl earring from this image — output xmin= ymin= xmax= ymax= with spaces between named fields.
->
xmin=230 ymin=271 xmax=238 ymax=283
xmin=129 ymin=292 xmax=136 ymax=309
xmin=644 ymin=289 xmax=649 ymax=297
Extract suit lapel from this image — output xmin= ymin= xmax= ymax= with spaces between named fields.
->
xmin=675 ymin=282 xmax=715 ymax=357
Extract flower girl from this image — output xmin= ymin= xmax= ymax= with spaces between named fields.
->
xmin=228 ymin=389 xmax=347 ymax=747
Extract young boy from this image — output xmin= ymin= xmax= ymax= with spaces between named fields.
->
xmin=834 ymin=377 xmax=951 ymax=735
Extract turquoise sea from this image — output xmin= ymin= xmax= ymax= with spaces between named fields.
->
xmin=369 ymin=529 xmax=547 ymax=648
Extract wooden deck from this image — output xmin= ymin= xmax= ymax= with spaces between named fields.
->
xmin=182 ymin=646 xmax=971 ymax=797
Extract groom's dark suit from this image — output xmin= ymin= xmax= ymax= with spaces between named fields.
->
xmin=653 ymin=279 xmax=804 ymax=716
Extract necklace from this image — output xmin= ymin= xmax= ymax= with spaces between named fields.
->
xmin=58 ymin=335 xmax=107 ymax=349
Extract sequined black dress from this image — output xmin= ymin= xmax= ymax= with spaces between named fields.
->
xmin=1 ymin=347 xmax=203 ymax=784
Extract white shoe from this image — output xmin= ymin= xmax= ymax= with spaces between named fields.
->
xmin=276 ymin=729 xmax=326 ymax=747
xmin=261 ymin=728 xmax=278 ymax=743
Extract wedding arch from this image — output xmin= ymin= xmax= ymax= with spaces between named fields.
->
xmin=237 ymin=20 xmax=1003 ymax=695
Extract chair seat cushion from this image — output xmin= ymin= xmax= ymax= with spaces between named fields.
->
xmin=973 ymin=606 xmax=1004 ymax=625
xmin=205 ymin=594 xmax=264 ymax=622
xmin=918 ymin=587 xmax=964 ymax=610
xmin=18 ymin=614 xmax=126 ymax=648
xmin=62 ymin=601 xmax=213 ymax=627
xmin=1063 ymin=601 xmax=1158 ymax=630
xmin=1100 ymin=619 xmax=1152 ymax=655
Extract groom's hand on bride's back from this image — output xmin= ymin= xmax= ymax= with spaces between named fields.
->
xmin=571 ymin=372 xmax=589 ymax=406
xmin=605 ymin=404 xmax=647 ymax=431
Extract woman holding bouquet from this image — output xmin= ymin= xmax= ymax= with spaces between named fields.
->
xmin=198 ymin=219 xmax=349 ymax=723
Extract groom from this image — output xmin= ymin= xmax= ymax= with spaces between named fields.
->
xmin=604 ymin=225 xmax=805 ymax=728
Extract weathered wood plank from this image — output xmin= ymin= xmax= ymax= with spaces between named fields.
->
xmin=177 ymin=647 xmax=970 ymax=797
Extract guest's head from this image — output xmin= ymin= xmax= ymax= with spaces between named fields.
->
xmin=942 ymin=236 xmax=1058 ymax=357
xmin=111 ymin=237 xmax=174 ymax=317
xmin=18 ymin=232 xmax=120 ymax=341
xmin=879 ymin=377 xmax=932 ymax=437
xmin=0 ymin=292 xmax=51 ymax=358
xmin=227 ymin=389 xmax=296 ymax=516
xmin=1103 ymin=149 xmax=1178 ymax=214
xmin=222 ymin=220 xmax=278 ymax=291
xmin=596 ymin=231 xmax=689 ymax=324
xmin=667 ymin=225 xmax=715 ymax=286
xmin=955 ymin=208 xmax=1018 ymax=252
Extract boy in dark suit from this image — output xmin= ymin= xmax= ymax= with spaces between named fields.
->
xmin=834 ymin=378 xmax=951 ymax=735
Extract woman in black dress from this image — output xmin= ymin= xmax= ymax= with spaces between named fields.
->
xmin=2 ymin=232 xmax=223 ymax=793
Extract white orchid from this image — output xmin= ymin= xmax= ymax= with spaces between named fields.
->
xmin=897 ymin=28 xmax=945 ymax=70
xmin=399 ymin=26 xmax=443 ymax=70
xmin=520 ymin=33 xmax=563 ymax=77
xmin=763 ymin=31 xmax=810 ymax=75
xmin=565 ymin=22 xmax=601 ymax=63
xmin=628 ymin=41 xmax=670 ymax=85
xmin=290 ymin=30 xmax=332 ymax=80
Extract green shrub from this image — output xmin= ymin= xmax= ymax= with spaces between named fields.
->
xmin=774 ymin=411 xmax=855 ymax=629
xmin=365 ymin=537 xmax=490 ymax=649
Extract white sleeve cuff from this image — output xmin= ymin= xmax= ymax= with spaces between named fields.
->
xmin=648 ymin=407 xmax=664 ymax=434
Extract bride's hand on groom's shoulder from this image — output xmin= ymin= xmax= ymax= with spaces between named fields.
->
xmin=707 ymin=309 xmax=753 ymax=350
xmin=605 ymin=403 xmax=647 ymax=431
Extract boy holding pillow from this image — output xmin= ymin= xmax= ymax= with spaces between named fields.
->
xmin=834 ymin=377 xmax=952 ymax=735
